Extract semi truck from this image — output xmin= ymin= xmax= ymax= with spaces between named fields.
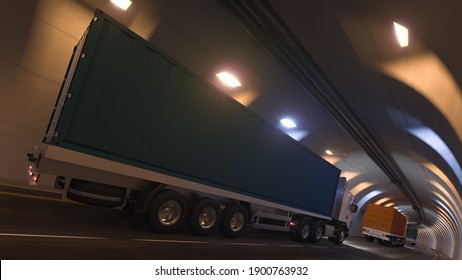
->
xmin=362 ymin=204 xmax=407 ymax=246
xmin=27 ymin=9 xmax=358 ymax=244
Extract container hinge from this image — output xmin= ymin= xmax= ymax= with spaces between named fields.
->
xmin=44 ymin=23 xmax=89 ymax=144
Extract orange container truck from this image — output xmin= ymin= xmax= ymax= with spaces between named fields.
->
xmin=362 ymin=204 xmax=407 ymax=246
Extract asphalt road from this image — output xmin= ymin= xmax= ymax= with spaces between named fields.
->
xmin=0 ymin=185 xmax=449 ymax=260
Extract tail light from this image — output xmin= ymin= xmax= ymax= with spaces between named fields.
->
xmin=26 ymin=146 xmax=41 ymax=186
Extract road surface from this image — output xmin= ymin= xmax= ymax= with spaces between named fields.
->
xmin=0 ymin=185 xmax=449 ymax=260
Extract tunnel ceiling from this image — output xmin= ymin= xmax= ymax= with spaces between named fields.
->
xmin=1 ymin=0 xmax=461 ymax=258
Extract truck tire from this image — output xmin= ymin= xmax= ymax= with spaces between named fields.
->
xmin=189 ymin=198 xmax=221 ymax=236
xmin=146 ymin=190 xmax=188 ymax=234
xmin=290 ymin=217 xmax=312 ymax=242
xmin=365 ymin=235 xmax=375 ymax=242
xmin=334 ymin=226 xmax=346 ymax=245
xmin=310 ymin=221 xmax=325 ymax=243
xmin=220 ymin=204 xmax=248 ymax=238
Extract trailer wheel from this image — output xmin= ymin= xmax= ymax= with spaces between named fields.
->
xmin=189 ymin=198 xmax=221 ymax=236
xmin=334 ymin=226 xmax=346 ymax=245
xmin=290 ymin=217 xmax=312 ymax=242
xmin=310 ymin=221 xmax=325 ymax=243
xmin=146 ymin=190 xmax=188 ymax=233
xmin=220 ymin=204 xmax=248 ymax=238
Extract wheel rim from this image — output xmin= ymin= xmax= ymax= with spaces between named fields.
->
xmin=339 ymin=230 xmax=345 ymax=242
xmin=198 ymin=207 xmax=217 ymax=229
xmin=301 ymin=224 xmax=310 ymax=239
xmin=229 ymin=212 xmax=245 ymax=232
xmin=158 ymin=200 xmax=182 ymax=225
xmin=315 ymin=225 xmax=323 ymax=239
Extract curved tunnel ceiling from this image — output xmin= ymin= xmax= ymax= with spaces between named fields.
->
xmin=218 ymin=0 xmax=425 ymax=223
xmin=0 ymin=0 xmax=461 ymax=259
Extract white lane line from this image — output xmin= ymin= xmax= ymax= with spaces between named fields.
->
xmin=133 ymin=239 xmax=211 ymax=244
xmin=277 ymin=244 xmax=305 ymax=248
xmin=342 ymin=241 xmax=368 ymax=250
xmin=226 ymin=242 xmax=269 ymax=246
xmin=0 ymin=233 xmax=107 ymax=240
xmin=0 ymin=191 xmax=66 ymax=203
xmin=0 ymin=232 xmax=321 ymax=248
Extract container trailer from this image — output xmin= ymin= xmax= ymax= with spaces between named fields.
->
xmin=362 ymin=204 xmax=407 ymax=246
xmin=27 ymin=9 xmax=358 ymax=243
xmin=405 ymin=226 xmax=418 ymax=246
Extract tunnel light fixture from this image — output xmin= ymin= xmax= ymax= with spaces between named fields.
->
xmin=280 ymin=118 xmax=297 ymax=128
xmin=325 ymin=149 xmax=333 ymax=155
xmin=393 ymin=22 xmax=408 ymax=47
xmin=216 ymin=72 xmax=242 ymax=88
xmin=110 ymin=0 xmax=132 ymax=11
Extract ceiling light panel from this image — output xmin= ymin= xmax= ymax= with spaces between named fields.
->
xmin=216 ymin=72 xmax=242 ymax=88
xmin=280 ymin=118 xmax=297 ymax=128
xmin=110 ymin=0 xmax=132 ymax=11
xmin=393 ymin=22 xmax=408 ymax=47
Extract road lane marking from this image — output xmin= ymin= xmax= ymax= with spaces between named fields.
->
xmin=226 ymin=242 xmax=270 ymax=246
xmin=277 ymin=244 xmax=305 ymax=248
xmin=0 ymin=231 xmax=335 ymax=249
xmin=0 ymin=233 xmax=107 ymax=240
xmin=133 ymin=239 xmax=211 ymax=244
xmin=0 ymin=191 xmax=67 ymax=203
xmin=342 ymin=241 xmax=370 ymax=250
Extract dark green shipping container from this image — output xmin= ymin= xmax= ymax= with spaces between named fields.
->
xmin=47 ymin=10 xmax=341 ymax=217
xmin=406 ymin=226 xmax=418 ymax=239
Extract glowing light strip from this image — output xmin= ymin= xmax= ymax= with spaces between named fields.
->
xmin=409 ymin=127 xmax=462 ymax=187
xmin=110 ymin=0 xmax=132 ymax=11
xmin=216 ymin=72 xmax=241 ymax=88
xmin=393 ymin=22 xmax=409 ymax=47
